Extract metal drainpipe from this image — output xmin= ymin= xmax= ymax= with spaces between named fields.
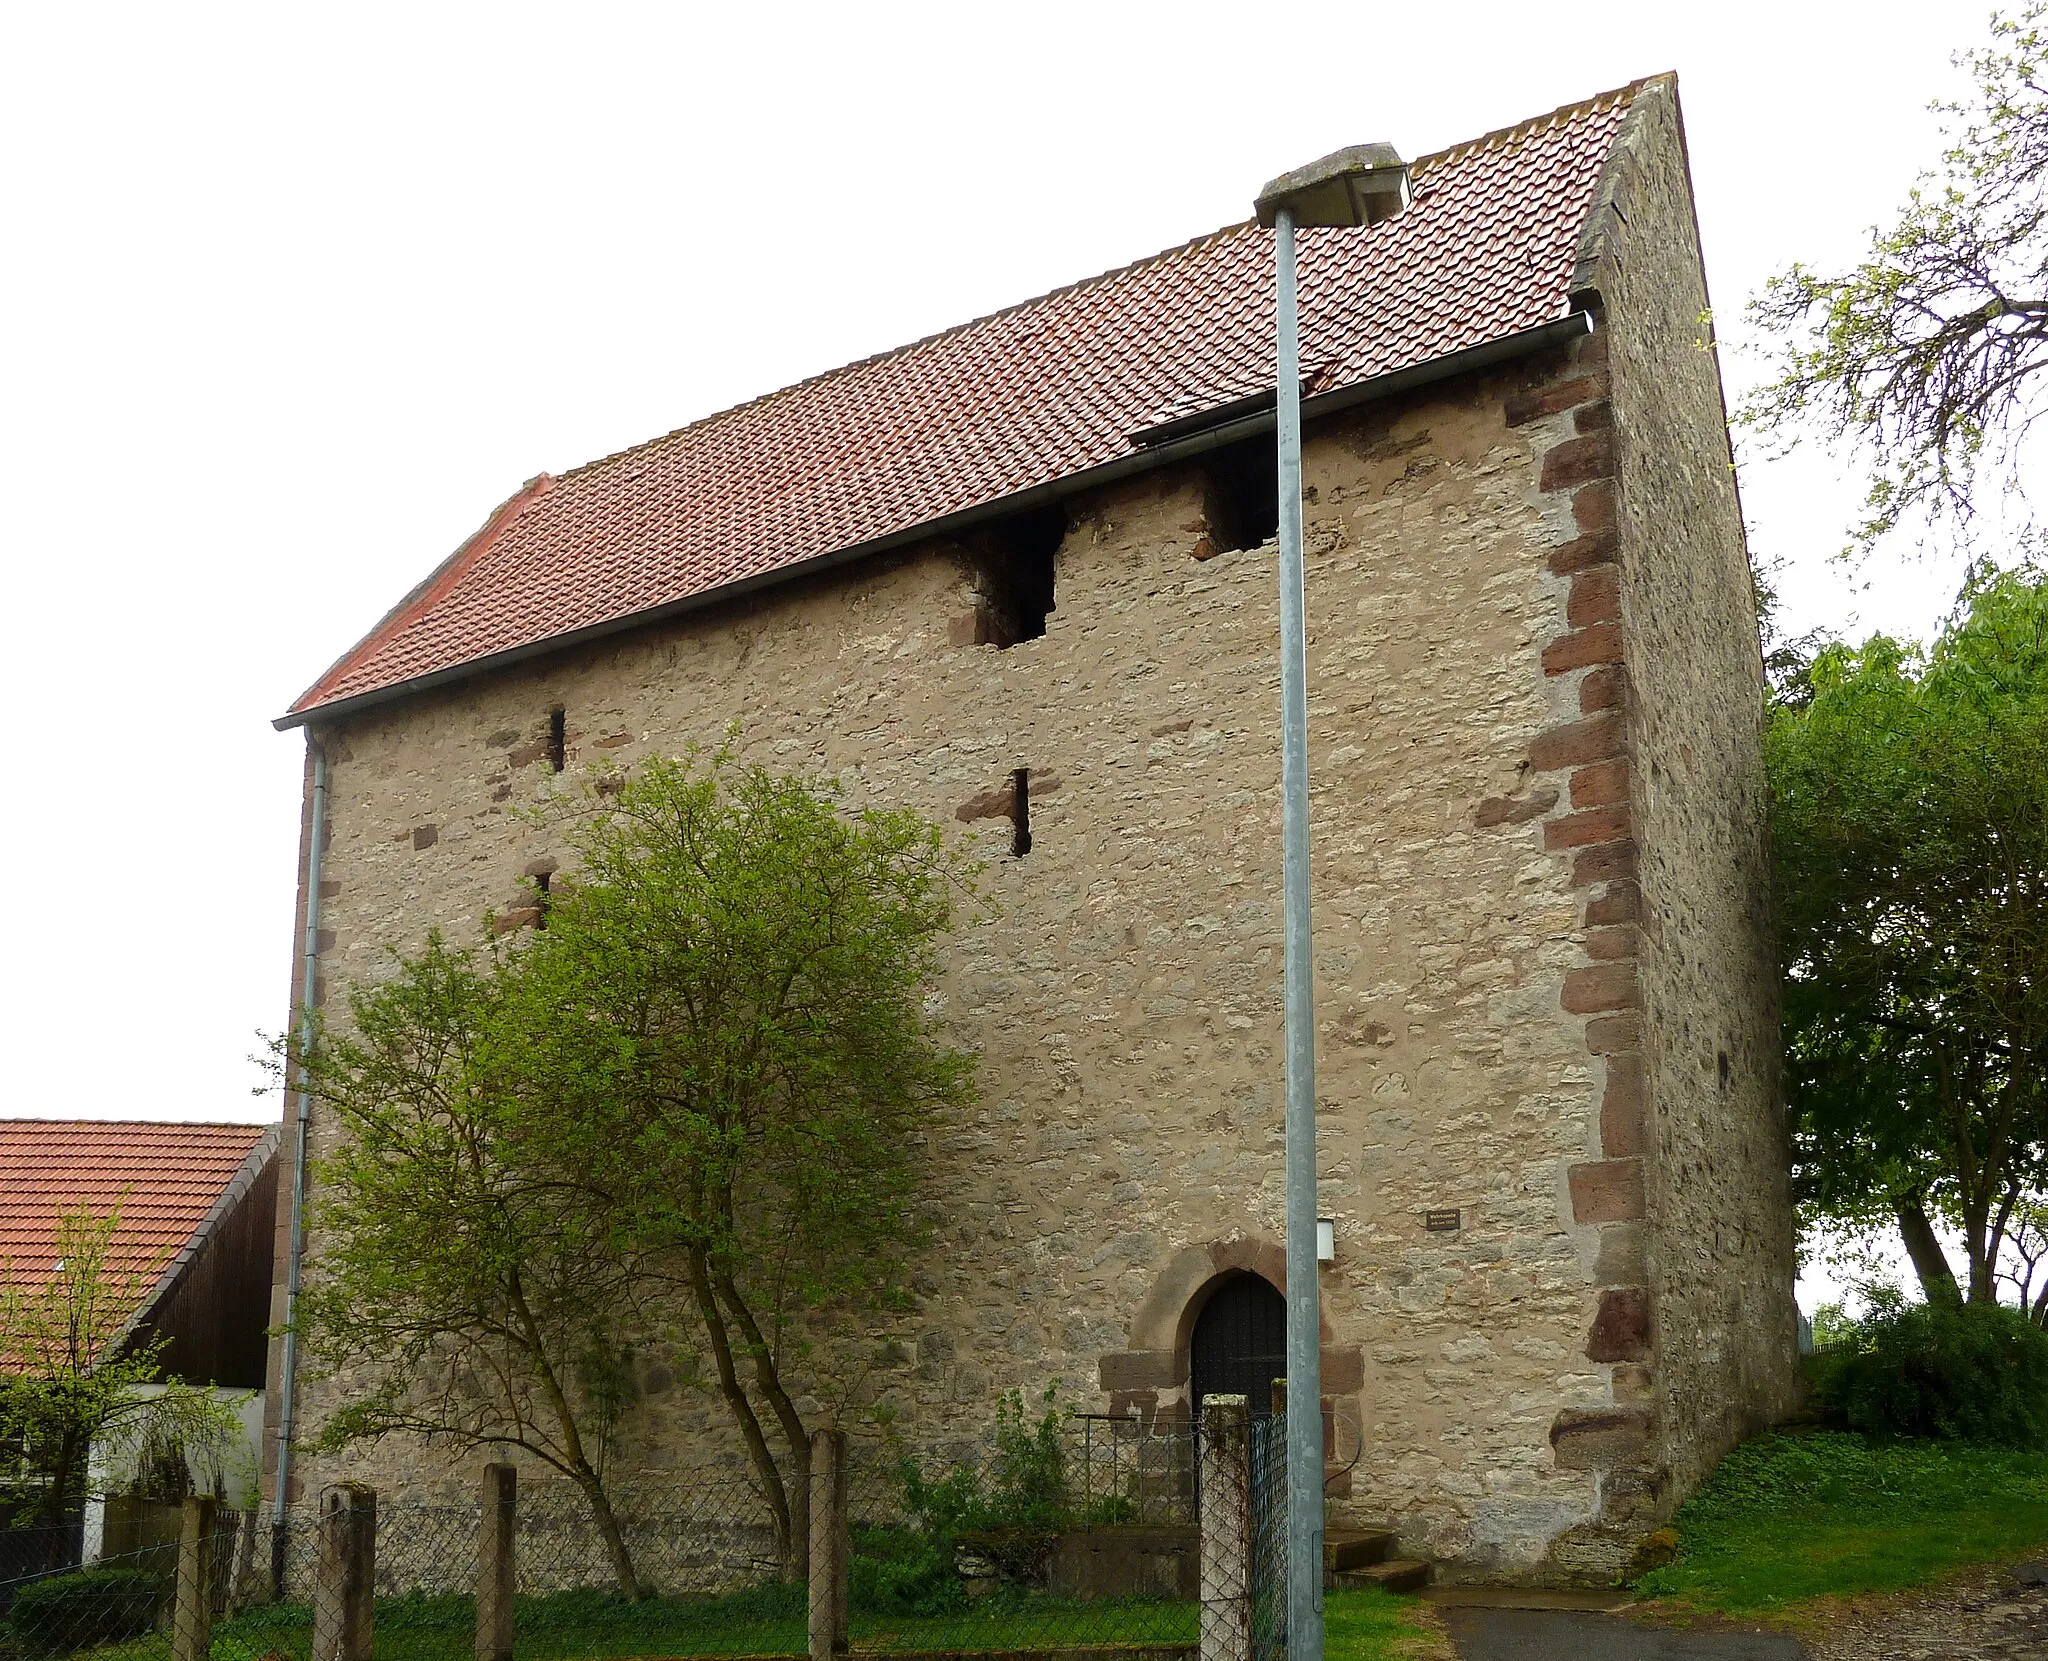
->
xmin=272 ymin=743 xmax=327 ymax=1559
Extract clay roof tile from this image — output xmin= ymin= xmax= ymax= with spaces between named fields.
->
xmin=286 ymin=79 xmax=1651 ymax=723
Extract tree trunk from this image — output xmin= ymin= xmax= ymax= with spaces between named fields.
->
xmin=1896 ymin=1196 xmax=1964 ymax=1304
xmin=572 ymin=1467 xmax=642 ymax=1601
xmin=714 ymin=1264 xmax=810 ymax=1582
xmin=38 ymin=1428 xmax=84 ymax=1567
xmin=685 ymin=1248 xmax=792 ymax=1564
xmin=501 ymin=1270 xmax=643 ymax=1599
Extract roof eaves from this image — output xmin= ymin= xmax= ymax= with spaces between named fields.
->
xmin=287 ymin=474 xmax=556 ymax=715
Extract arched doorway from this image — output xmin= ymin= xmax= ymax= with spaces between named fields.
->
xmin=1189 ymin=1271 xmax=1287 ymax=1416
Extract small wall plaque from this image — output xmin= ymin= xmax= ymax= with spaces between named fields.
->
xmin=1423 ymin=1208 xmax=1463 ymax=1233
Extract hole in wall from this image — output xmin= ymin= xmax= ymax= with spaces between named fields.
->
xmin=967 ymin=505 xmax=1065 ymax=646
xmin=547 ymin=706 xmax=566 ymax=773
xmin=1717 ymin=1050 xmax=1731 ymax=1089
xmin=1200 ymin=437 xmax=1281 ymax=554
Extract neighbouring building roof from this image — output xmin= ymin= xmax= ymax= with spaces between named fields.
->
xmin=0 ymin=1121 xmax=276 ymax=1303
xmin=283 ymin=78 xmax=1653 ymax=727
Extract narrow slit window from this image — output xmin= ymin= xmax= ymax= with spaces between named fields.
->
xmin=1011 ymin=768 xmax=1031 ymax=858
xmin=534 ymin=870 xmax=551 ymax=929
xmin=547 ymin=707 xmax=566 ymax=773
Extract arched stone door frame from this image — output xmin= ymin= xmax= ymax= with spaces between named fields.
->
xmin=1096 ymin=1234 xmax=1364 ymax=1489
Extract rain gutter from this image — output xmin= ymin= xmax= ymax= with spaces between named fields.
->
xmin=271 ymin=742 xmax=326 ymax=1535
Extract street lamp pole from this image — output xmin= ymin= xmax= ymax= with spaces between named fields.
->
xmin=1270 ymin=198 xmax=1325 ymax=1661
xmin=1254 ymin=145 xmax=1411 ymax=1661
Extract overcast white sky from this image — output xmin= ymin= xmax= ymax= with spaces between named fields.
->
xmin=0 ymin=1 xmax=1991 ymax=1294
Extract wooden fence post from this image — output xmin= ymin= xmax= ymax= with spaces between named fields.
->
xmin=1198 ymin=1395 xmax=1251 ymax=1661
xmin=477 ymin=1464 xmax=516 ymax=1661
xmin=171 ymin=1495 xmax=215 ymax=1661
xmin=312 ymin=1483 xmax=376 ymax=1661
xmin=807 ymin=1428 xmax=848 ymax=1660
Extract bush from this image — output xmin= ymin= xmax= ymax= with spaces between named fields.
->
xmin=851 ymin=1524 xmax=968 ymax=1617
xmin=5 ymin=1569 xmax=163 ymax=1655
xmin=863 ymin=1384 xmax=1141 ymax=1606
xmin=1808 ymin=1298 xmax=2048 ymax=1447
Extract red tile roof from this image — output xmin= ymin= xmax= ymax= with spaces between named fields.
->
xmin=0 ymin=1121 xmax=273 ymax=1306
xmin=285 ymin=80 xmax=1649 ymax=724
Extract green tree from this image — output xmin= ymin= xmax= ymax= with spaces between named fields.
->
xmin=292 ymin=940 xmax=656 ymax=1594
xmin=1769 ymin=575 xmax=2048 ymax=1307
xmin=512 ymin=750 xmax=979 ymax=1579
xmin=1746 ymin=5 xmax=2048 ymax=553
xmin=0 ymin=1206 xmax=243 ymax=1563
xmin=292 ymin=749 xmax=977 ymax=1590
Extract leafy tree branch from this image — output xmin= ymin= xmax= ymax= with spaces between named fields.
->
xmin=1745 ymin=5 xmax=2048 ymax=553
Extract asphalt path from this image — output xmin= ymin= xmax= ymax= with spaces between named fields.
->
xmin=1440 ymin=1607 xmax=1807 ymax=1660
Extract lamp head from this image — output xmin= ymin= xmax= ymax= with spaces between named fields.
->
xmin=1255 ymin=143 xmax=1410 ymax=229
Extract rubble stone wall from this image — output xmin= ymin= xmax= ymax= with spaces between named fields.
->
xmin=1590 ymin=78 xmax=1802 ymax=1500
xmin=270 ymin=290 xmax=1786 ymax=1574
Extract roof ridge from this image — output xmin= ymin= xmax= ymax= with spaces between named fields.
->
xmin=549 ymin=77 xmax=1652 ymax=491
xmin=0 ymin=1119 xmax=269 ymax=1132
xmin=1416 ymin=75 xmax=1657 ymax=174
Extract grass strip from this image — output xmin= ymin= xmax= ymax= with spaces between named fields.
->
xmin=1634 ymin=1429 xmax=2048 ymax=1613
xmin=78 ymin=1583 xmax=1428 ymax=1661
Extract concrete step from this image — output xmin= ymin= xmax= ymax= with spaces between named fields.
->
xmin=1332 ymin=1558 xmax=1431 ymax=1595
xmin=1323 ymin=1528 xmax=1397 ymax=1573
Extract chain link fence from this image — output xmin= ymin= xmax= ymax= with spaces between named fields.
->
xmin=1247 ymin=1412 xmax=1288 ymax=1661
xmin=0 ymin=1503 xmax=253 ymax=1661
xmin=0 ymin=1407 xmax=1302 ymax=1659
xmin=840 ymin=1411 xmax=1199 ymax=1654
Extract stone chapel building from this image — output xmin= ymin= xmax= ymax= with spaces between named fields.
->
xmin=264 ymin=75 xmax=1799 ymax=1576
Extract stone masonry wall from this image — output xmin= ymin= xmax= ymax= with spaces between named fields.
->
xmin=1571 ymin=77 xmax=1802 ymax=1505
xmin=270 ymin=315 xmax=1784 ymax=1575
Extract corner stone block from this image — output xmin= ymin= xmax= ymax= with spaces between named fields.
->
xmin=1542 ymin=622 xmax=1625 ymax=676
xmin=1567 ymin=565 xmax=1622 ymax=628
xmin=1320 ymin=1346 xmax=1365 ymax=1394
xmin=1585 ymin=1286 xmax=1652 ymax=1363
xmin=1504 ymin=375 xmax=1607 ymax=426
xmin=1569 ymin=1158 xmax=1646 ymax=1223
xmin=1527 ymin=712 xmax=1624 ymax=773
xmin=1548 ymin=529 xmax=1621 ymax=575
xmin=1584 ymin=1014 xmax=1640 ymax=1055
xmin=1549 ymin=1407 xmax=1652 ymax=1471
xmin=1572 ymin=479 xmax=1618 ymax=536
xmin=1592 ymin=1223 xmax=1647 ymax=1284
xmin=1578 ymin=664 xmax=1628 ymax=712
xmin=1539 ymin=433 xmax=1617 ymax=492
xmin=1585 ymin=925 xmax=1640 ymax=962
xmin=1570 ymin=758 xmax=1629 ymax=809
xmin=1543 ymin=804 xmax=1632 ymax=852
xmin=1570 ymin=840 xmax=1639 ymax=888
xmin=1562 ymin=963 xmax=1640 ymax=1015
xmin=1585 ymin=881 xmax=1641 ymax=926
xmin=1600 ymin=1053 xmax=1647 ymax=1157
